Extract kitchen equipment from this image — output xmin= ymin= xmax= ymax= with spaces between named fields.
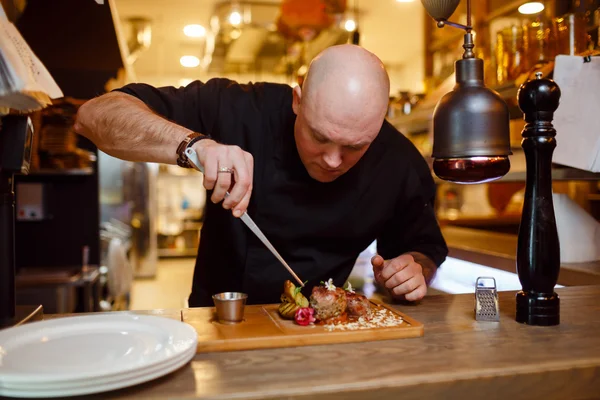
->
xmin=475 ymin=277 xmax=499 ymax=322
xmin=0 ymin=114 xmax=42 ymax=328
xmin=184 ymin=146 xmax=304 ymax=287
xmin=183 ymin=302 xmax=423 ymax=353
xmin=0 ymin=313 xmax=197 ymax=398
xmin=515 ymin=73 xmax=562 ymax=326
xmin=423 ymin=0 xmax=512 ymax=185
xmin=212 ymin=292 xmax=247 ymax=324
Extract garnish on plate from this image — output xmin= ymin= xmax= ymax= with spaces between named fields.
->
xmin=323 ymin=278 xmax=336 ymax=291
xmin=278 ymin=280 xmax=309 ymax=320
xmin=294 ymin=307 xmax=316 ymax=326
xmin=345 ymin=282 xmax=355 ymax=293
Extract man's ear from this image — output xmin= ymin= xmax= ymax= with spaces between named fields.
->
xmin=292 ymin=85 xmax=302 ymax=115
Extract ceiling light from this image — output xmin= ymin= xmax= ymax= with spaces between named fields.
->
xmin=183 ymin=24 xmax=206 ymax=38
xmin=228 ymin=11 xmax=242 ymax=26
xmin=344 ymin=19 xmax=356 ymax=32
xmin=180 ymin=55 xmax=200 ymax=68
xmin=396 ymin=0 xmax=415 ymax=3
xmin=518 ymin=2 xmax=545 ymax=14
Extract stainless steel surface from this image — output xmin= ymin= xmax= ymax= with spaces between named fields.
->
xmin=102 ymin=154 xmax=159 ymax=279
xmin=431 ymin=57 xmax=512 ymax=160
xmin=184 ymin=147 xmax=305 ymax=287
xmin=475 ymin=277 xmax=500 ymax=322
xmin=212 ymin=292 xmax=248 ymax=324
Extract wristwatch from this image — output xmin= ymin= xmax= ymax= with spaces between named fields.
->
xmin=176 ymin=133 xmax=211 ymax=168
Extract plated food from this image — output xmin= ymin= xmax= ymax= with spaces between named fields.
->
xmin=278 ymin=279 xmax=404 ymax=331
xmin=278 ymin=280 xmax=309 ymax=319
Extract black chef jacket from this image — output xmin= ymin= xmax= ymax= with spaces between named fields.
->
xmin=115 ymin=78 xmax=448 ymax=307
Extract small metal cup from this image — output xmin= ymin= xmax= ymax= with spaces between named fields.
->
xmin=212 ymin=292 xmax=248 ymax=324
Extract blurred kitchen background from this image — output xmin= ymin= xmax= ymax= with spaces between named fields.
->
xmin=4 ymin=0 xmax=600 ymax=313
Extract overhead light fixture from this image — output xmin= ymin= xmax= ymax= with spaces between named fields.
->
xmin=421 ymin=0 xmax=511 ymax=184
xmin=228 ymin=11 xmax=242 ymax=26
xmin=518 ymin=2 xmax=545 ymax=15
xmin=396 ymin=0 xmax=415 ymax=3
xmin=183 ymin=24 xmax=206 ymax=38
xmin=180 ymin=55 xmax=200 ymax=68
xmin=344 ymin=19 xmax=356 ymax=32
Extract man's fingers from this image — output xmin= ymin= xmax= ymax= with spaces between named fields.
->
xmin=211 ymin=154 xmax=233 ymax=205
xmin=231 ymin=153 xmax=254 ymax=217
xmin=244 ymin=152 xmax=254 ymax=175
xmin=233 ymin=183 xmax=253 ymax=217
xmin=202 ymin=151 xmax=218 ymax=191
xmin=371 ymin=255 xmax=384 ymax=269
xmin=391 ymin=275 xmax=424 ymax=298
xmin=371 ymin=255 xmax=386 ymax=284
xmin=223 ymin=147 xmax=251 ymax=210
xmin=381 ymin=260 xmax=406 ymax=281
xmin=384 ymin=267 xmax=413 ymax=290
xmin=403 ymin=281 xmax=427 ymax=302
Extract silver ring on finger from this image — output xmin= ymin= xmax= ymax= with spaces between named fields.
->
xmin=217 ymin=167 xmax=234 ymax=174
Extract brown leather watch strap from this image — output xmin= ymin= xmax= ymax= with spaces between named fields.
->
xmin=176 ymin=133 xmax=211 ymax=168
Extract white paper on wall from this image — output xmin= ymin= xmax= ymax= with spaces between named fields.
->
xmin=553 ymin=55 xmax=600 ymax=173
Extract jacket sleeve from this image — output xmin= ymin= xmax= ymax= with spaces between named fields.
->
xmin=376 ymin=163 xmax=448 ymax=268
xmin=113 ymin=78 xmax=247 ymax=141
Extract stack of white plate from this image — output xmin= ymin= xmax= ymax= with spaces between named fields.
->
xmin=0 ymin=313 xmax=198 ymax=398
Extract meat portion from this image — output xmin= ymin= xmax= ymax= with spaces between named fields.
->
xmin=310 ymin=286 xmax=347 ymax=322
xmin=346 ymin=292 xmax=371 ymax=319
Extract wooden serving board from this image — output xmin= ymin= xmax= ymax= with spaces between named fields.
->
xmin=182 ymin=302 xmax=423 ymax=353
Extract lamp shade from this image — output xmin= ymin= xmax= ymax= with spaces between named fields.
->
xmin=421 ymin=0 xmax=460 ymax=21
xmin=432 ymin=57 xmax=512 ymax=183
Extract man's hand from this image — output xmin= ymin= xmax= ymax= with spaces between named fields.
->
xmin=194 ymin=139 xmax=254 ymax=218
xmin=371 ymin=253 xmax=428 ymax=302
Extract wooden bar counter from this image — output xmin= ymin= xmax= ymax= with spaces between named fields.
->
xmin=50 ymin=285 xmax=600 ymax=399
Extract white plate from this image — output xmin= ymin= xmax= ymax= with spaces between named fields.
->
xmin=0 ymin=313 xmax=197 ymax=385
xmin=1 ymin=344 xmax=196 ymax=391
xmin=0 ymin=346 xmax=196 ymax=398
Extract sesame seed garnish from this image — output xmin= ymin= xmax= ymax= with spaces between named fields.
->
xmin=324 ymin=308 xmax=404 ymax=331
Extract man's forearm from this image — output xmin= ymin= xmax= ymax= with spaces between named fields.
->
xmin=406 ymin=251 xmax=438 ymax=285
xmin=74 ymin=92 xmax=193 ymax=164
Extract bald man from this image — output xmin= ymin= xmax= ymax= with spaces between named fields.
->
xmin=75 ymin=44 xmax=448 ymax=307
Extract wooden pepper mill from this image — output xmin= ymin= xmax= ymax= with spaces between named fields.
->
xmin=515 ymin=72 xmax=562 ymax=326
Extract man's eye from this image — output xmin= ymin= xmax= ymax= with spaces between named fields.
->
xmin=346 ymin=145 xmax=365 ymax=151
xmin=314 ymin=134 xmax=328 ymax=143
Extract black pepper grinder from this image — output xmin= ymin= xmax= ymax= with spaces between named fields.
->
xmin=515 ymin=72 xmax=562 ymax=326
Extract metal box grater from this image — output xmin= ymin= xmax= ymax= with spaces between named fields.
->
xmin=475 ymin=277 xmax=500 ymax=321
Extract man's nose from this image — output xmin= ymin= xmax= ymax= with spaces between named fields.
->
xmin=323 ymin=150 xmax=342 ymax=169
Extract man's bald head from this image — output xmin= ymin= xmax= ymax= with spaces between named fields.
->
xmin=292 ymin=44 xmax=390 ymax=183
xmin=302 ymin=45 xmax=390 ymax=118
